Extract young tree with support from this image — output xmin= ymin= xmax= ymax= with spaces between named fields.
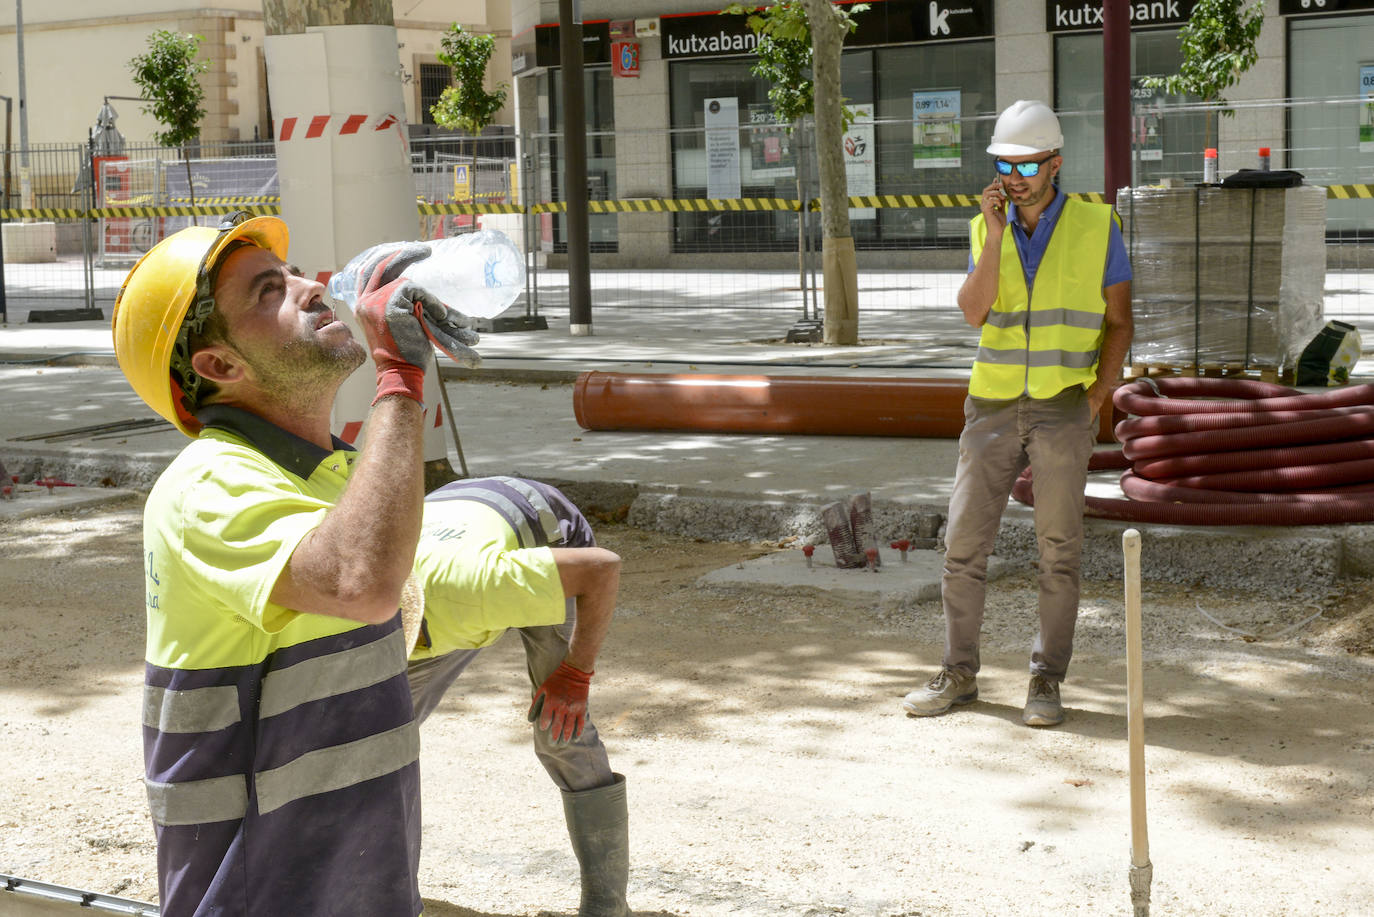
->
xmin=723 ymin=0 xmax=814 ymax=296
xmin=1138 ymin=0 xmax=1265 ymax=152
xmin=431 ymin=24 xmax=509 ymax=209
xmin=727 ymin=0 xmax=865 ymax=345
xmin=129 ymin=29 xmax=208 ymax=221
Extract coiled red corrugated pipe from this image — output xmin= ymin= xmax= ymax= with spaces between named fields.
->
xmin=1011 ymin=377 xmax=1374 ymax=525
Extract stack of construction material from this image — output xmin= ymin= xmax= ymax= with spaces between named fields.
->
xmin=1116 ymin=184 xmax=1327 ymax=374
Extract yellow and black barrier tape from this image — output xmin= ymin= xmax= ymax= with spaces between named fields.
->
xmin=4 ymin=185 xmax=1370 ymax=224
xmin=835 ymin=193 xmax=977 ymax=210
xmin=532 ymin=197 xmax=802 ymax=214
xmin=418 ymin=202 xmax=523 ymax=215
xmin=0 ymin=208 xmax=86 ymax=220
xmin=168 ymin=195 xmax=282 ymax=205
xmin=88 ymin=205 xmax=282 ymax=218
xmin=1327 ymin=184 xmax=1373 ymax=200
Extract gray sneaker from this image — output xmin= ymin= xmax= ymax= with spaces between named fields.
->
xmin=1023 ymin=674 xmax=1064 ymax=727
xmin=902 ymin=668 xmax=978 ymax=717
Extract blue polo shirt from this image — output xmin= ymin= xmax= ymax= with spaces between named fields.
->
xmin=969 ymin=187 xmax=1132 ymax=292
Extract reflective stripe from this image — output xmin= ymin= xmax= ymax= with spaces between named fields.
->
xmin=146 ymin=774 xmax=248 ymax=827
xmin=1028 ymin=349 xmax=1099 ymax=369
xmin=975 ymin=345 xmax=1030 ymax=365
xmin=255 ymin=720 xmax=420 ymax=815
xmin=259 ymin=627 xmax=406 ymax=719
xmin=979 ymin=346 xmax=1099 ymax=370
xmin=984 ymin=310 xmax=1027 ymax=329
xmin=1026 ymin=308 xmax=1104 ymax=331
xmin=491 ymin=476 xmax=564 ymax=545
xmin=460 ymin=487 xmax=537 ymax=548
xmin=143 ymin=684 xmax=241 ymax=734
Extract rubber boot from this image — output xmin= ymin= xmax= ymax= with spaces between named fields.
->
xmin=561 ymin=773 xmax=630 ymax=917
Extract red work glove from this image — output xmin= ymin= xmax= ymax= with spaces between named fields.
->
xmin=527 ymin=661 xmax=593 ymax=743
xmin=352 ymin=244 xmax=480 ymax=405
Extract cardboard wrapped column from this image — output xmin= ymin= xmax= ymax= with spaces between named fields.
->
xmin=264 ymin=24 xmax=448 ymax=461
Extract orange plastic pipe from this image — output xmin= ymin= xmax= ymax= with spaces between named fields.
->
xmin=573 ymin=372 xmax=1118 ymax=442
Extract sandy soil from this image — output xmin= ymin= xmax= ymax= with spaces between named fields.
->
xmin=2 ymin=497 xmax=1373 ymax=916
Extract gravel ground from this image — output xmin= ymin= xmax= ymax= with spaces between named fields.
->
xmin=3 ymin=499 xmax=1373 ymax=916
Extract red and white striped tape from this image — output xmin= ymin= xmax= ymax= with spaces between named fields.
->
xmin=276 ymin=113 xmax=402 ymax=141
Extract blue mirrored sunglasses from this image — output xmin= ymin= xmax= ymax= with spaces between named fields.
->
xmin=994 ymin=154 xmax=1058 ymax=177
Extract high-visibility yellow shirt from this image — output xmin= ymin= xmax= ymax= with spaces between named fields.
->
xmin=968 ymin=197 xmax=1115 ymax=399
xmin=409 ymin=498 xmax=566 ymax=657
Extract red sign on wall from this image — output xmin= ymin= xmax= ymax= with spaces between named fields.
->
xmin=611 ymin=41 xmax=640 ymax=78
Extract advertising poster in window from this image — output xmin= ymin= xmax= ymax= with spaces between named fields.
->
xmin=912 ymin=90 xmax=961 ymax=169
xmin=1362 ymin=65 xmax=1374 ymax=152
xmin=705 ymin=97 xmax=742 ymax=199
xmin=844 ymin=104 xmax=876 ymax=220
xmin=747 ymin=104 xmax=795 ymax=181
xmin=1131 ymin=78 xmax=1177 ymax=162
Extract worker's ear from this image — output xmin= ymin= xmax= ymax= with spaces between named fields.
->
xmin=190 ymin=343 xmax=247 ymax=387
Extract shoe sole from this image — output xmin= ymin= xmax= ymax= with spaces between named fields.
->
xmin=902 ymin=689 xmax=978 ymax=717
xmin=1022 ymin=709 xmax=1064 ymax=727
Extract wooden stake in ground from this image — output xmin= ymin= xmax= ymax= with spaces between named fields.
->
xmin=1123 ymin=528 xmax=1153 ymax=915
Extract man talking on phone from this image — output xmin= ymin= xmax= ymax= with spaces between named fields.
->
xmin=902 ymin=100 xmax=1133 ymax=727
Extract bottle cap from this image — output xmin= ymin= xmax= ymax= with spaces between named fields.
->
xmin=1258 ymin=147 xmax=1271 ymax=156
xmin=1205 ymin=148 xmax=1217 ymax=157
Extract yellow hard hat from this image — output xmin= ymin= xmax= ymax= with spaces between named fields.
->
xmin=111 ymin=213 xmax=289 ymax=436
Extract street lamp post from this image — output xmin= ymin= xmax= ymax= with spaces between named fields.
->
xmin=15 ymin=0 xmax=32 ymax=211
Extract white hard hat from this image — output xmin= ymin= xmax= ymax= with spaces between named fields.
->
xmin=986 ymin=100 xmax=1063 ymax=157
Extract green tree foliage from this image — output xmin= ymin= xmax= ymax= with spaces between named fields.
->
xmin=724 ymin=1 xmax=813 ymax=129
xmin=431 ymin=24 xmax=508 ymax=136
xmin=722 ymin=0 xmax=865 ymax=131
xmin=1140 ymin=0 xmax=1264 ymax=126
xmin=129 ymin=30 xmax=207 ymax=148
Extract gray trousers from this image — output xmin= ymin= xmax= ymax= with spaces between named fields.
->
xmin=940 ymin=388 xmax=1096 ymax=682
xmin=407 ymin=604 xmax=615 ymax=793
xmin=405 ymin=477 xmax=615 ymax=794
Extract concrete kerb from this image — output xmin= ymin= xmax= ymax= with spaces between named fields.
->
xmin=3 ymin=439 xmax=1370 ymax=594
xmin=0 ymin=351 xmax=1368 ymax=595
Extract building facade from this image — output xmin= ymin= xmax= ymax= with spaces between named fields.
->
xmin=508 ymin=0 xmax=1374 ymax=265
xmin=0 ymin=0 xmax=514 ymax=147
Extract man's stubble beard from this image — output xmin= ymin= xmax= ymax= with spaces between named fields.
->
xmin=242 ymin=331 xmax=367 ymax=412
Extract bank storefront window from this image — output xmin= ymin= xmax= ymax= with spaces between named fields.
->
xmin=664 ymin=0 xmax=995 ymax=252
xmin=1051 ymin=0 xmax=1202 ymax=193
xmin=871 ymin=42 xmax=995 ymax=248
xmin=668 ymin=57 xmax=802 ymax=251
xmin=541 ymin=67 xmax=618 ymax=251
xmin=1287 ymin=7 xmax=1374 ymax=237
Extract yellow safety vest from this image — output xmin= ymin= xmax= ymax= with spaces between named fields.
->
xmin=968 ymin=197 xmax=1114 ymax=399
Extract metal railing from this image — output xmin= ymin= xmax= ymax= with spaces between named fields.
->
xmin=0 ymin=99 xmax=1369 ymax=330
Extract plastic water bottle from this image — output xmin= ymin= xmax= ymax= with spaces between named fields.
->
xmin=328 ymin=228 xmax=526 ymax=320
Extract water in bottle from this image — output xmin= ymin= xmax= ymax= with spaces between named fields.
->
xmin=328 ymin=228 xmax=526 ymax=320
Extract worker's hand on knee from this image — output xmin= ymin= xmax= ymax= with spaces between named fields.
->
xmin=528 ymin=660 xmax=593 ymax=743
xmin=353 ymin=244 xmax=481 ymax=404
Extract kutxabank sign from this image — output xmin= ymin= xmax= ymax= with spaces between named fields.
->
xmin=1046 ymin=0 xmax=1196 ymax=32
xmin=661 ymin=0 xmax=994 ymax=61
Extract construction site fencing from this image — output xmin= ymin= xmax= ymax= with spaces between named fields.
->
xmin=1 ymin=99 xmax=1370 ymax=334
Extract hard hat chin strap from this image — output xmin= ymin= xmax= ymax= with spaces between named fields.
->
xmin=168 ymin=212 xmax=258 ymax=410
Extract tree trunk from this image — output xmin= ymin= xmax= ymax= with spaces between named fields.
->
xmin=262 ymin=0 xmax=393 ymax=31
xmin=798 ymin=0 xmax=858 ymax=345
xmin=182 ymin=147 xmax=197 ymax=226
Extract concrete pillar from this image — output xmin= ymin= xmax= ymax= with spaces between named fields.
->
xmin=264 ymin=1 xmax=452 ymax=474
